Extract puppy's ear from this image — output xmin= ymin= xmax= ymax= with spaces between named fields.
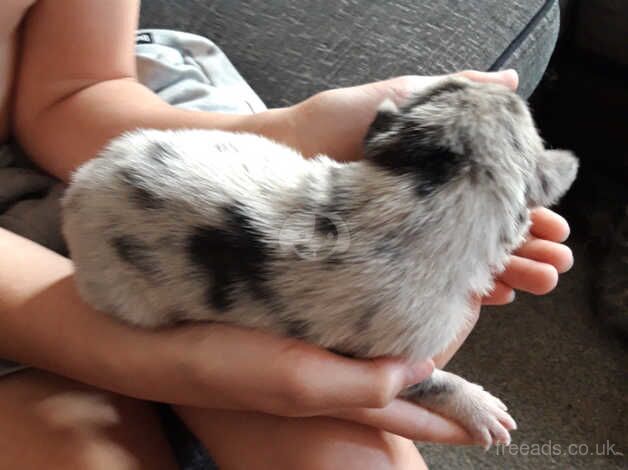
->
xmin=528 ymin=149 xmax=579 ymax=207
xmin=365 ymin=99 xmax=400 ymax=144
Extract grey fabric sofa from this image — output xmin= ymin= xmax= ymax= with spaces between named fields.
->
xmin=138 ymin=1 xmax=562 ymax=469
xmin=140 ymin=0 xmax=561 ymax=103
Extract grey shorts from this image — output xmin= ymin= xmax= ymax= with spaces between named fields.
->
xmin=0 ymin=29 xmax=266 ymax=378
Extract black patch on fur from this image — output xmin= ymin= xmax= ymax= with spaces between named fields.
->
xmin=356 ymin=307 xmax=376 ymax=332
xmin=111 ymin=235 xmax=161 ymax=278
xmin=500 ymin=229 xmax=511 ymax=245
xmin=540 ymin=173 xmax=550 ymax=196
xmin=329 ymin=347 xmax=356 ymax=358
xmin=511 ymin=134 xmax=522 ymax=152
xmin=404 ymin=377 xmax=454 ymax=400
xmin=505 ymin=120 xmax=523 ymax=152
xmin=329 ymin=343 xmax=371 ymax=358
xmin=506 ymin=95 xmax=523 ymax=115
xmin=157 ymin=234 xmax=179 ymax=248
xmin=404 ymin=79 xmax=468 ymax=110
xmin=119 ymin=169 xmax=140 ymax=186
xmin=517 ymin=210 xmax=527 ymax=226
xmin=375 ymin=232 xmax=401 ymax=260
xmin=284 ymin=319 xmax=310 ymax=340
xmin=324 ymin=167 xmax=358 ymax=217
xmin=367 ymin=123 xmax=467 ymax=197
xmin=132 ymin=185 xmax=165 ymax=210
xmin=300 ymin=170 xmax=353 ymax=264
xmin=484 ymin=168 xmax=496 ymax=182
xmin=315 ymin=214 xmax=338 ymax=238
xmin=119 ymin=169 xmax=165 ymax=210
xmin=313 ymin=210 xmax=346 ymax=262
xmin=186 ymin=204 xmax=275 ymax=312
xmin=215 ymin=142 xmax=239 ymax=153
xmin=149 ymin=141 xmax=179 ymax=165
xmin=166 ymin=308 xmax=187 ymax=323
xmin=365 ymin=109 xmax=398 ymax=143
xmin=324 ymin=254 xmax=344 ymax=267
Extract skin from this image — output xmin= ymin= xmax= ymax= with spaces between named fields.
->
xmin=0 ymin=0 xmax=573 ymax=468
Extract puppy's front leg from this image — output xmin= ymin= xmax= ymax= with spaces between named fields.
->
xmin=401 ymin=369 xmax=517 ymax=449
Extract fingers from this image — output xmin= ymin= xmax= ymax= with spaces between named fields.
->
xmin=331 ymin=398 xmax=473 ymax=445
xmin=457 ymin=69 xmax=519 ymax=91
xmin=514 ymin=236 xmax=574 ymax=273
xmin=386 ymin=69 xmax=518 ymax=106
xmin=482 ymin=281 xmax=516 ymax=305
xmin=485 ymin=208 xmax=572 ymax=301
xmin=529 ymin=207 xmax=570 ymax=242
xmin=497 ymin=255 xmax=558 ymax=295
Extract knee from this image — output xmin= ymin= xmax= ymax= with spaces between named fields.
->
xmin=30 ymin=389 xmax=141 ymax=468
xmin=0 ymin=370 xmax=175 ymax=470
xmin=177 ymin=407 xmax=428 ymax=470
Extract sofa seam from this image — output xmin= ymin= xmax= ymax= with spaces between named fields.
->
xmin=488 ymin=0 xmax=557 ymax=71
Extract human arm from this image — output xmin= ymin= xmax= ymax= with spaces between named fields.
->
xmin=0 ymin=227 xmax=439 ymax=418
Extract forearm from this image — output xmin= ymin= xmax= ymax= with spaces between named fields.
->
xmin=0 ymin=228 xmax=206 ymax=404
xmin=14 ymin=77 xmax=295 ymax=182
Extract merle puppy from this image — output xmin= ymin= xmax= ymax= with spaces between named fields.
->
xmin=62 ymin=77 xmax=578 ymax=448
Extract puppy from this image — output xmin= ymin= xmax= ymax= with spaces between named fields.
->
xmin=62 ymin=77 xmax=578 ymax=448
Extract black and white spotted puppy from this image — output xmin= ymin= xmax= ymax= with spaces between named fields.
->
xmin=62 ymin=77 xmax=578 ymax=449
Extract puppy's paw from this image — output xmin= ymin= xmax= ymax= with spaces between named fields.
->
xmin=455 ymin=382 xmax=517 ymax=449
xmin=403 ymin=369 xmax=516 ymax=449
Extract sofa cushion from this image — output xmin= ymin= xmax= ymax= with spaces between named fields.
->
xmin=140 ymin=0 xmax=560 ymax=102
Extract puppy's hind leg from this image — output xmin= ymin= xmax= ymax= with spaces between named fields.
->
xmin=401 ymin=369 xmax=517 ymax=449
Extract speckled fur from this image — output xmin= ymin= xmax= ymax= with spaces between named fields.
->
xmin=62 ymin=77 xmax=578 ymax=447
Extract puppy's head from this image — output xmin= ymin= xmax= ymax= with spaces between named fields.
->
xmin=364 ymin=77 xmax=578 ymax=206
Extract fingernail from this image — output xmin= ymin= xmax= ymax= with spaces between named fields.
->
xmin=507 ymin=290 xmax=516 ymax=303
xmin=503 ymin=69 xmax=519 ymax=86
xmin=404 ymin=359 xmax=434 ymax=387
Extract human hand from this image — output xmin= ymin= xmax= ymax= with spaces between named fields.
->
xmin=432 ymin=207 xmax=574 ymax=370
xmin=483 ymin=207 xmax=573 ymax=305
xmin=150 ymin=322 xmax=479 ymax=445
xmin=270 ymin=69 xmax=519 ymax=161
xmin=150 ymin=321 xmax=434 ymax=417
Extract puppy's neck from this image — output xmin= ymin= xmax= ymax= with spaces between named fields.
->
xmin=341 ymin=161 xmax=518 ymax=295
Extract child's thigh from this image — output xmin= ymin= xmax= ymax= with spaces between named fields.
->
xmin=0 ymin=369 xmax=178 ymax=470
xmin=175 ymin=406 xmax=428 ymax=470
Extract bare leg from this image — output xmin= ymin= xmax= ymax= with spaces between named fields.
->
xmin=175 ymin=406 xmax=428 ymax=470
xmin=0 ymin=369 xmax=178 ymax=470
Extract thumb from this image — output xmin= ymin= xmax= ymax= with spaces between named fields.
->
xmin=318 ymin=356 xmax=435 ymax=410
xmin=457 ymin=69 xmax=519 ymax=91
